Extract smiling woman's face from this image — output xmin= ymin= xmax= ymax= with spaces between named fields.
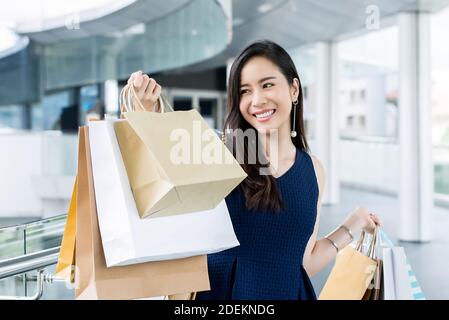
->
xmin=239 ymin=56 xmax=299 ymax=135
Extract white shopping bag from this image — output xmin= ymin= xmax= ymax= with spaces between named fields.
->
xmin=391 ymin=247 xmax=415 ymax=299
xmin=379 ymin=247 xmax=395 ymax=300
xmin=88 ymin=118 xmax=240 ymax=267
xmin=378 ymin=230 xmax=425 ymax=300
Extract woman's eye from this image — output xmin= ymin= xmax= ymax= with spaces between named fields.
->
xmin=263 ymin=83 xmax=274 ymax=88
xmin=240 ymin=89 xmax=249 ymax=95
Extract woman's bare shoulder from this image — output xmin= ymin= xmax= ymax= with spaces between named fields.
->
xmin=308 ymin=154 xmax=325 ymax=187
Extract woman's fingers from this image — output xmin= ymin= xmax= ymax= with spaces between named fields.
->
xmin=132 ymin=74 xmax=149 ymax=111
xmin=125 ymin=70 xmax=163 ymax=112
xmin=135 ymin=74 xmax=150 ymax=92
xmin=146 ymin=83 xmax=161 ymax=102
xmin=363 ymin=217 xmax=376 ymax=234
xmin=369 ymin=212 xmax=383 ymax=227
xmin=153 ymin=83 xmax=161 ymax=98
xmin=128 ymin=70 xmax=142 ymax=85
xmin=145 ymin=78 xmax=157 ymax=95
xmin=150 ymin=84 xmax=162 ymax=111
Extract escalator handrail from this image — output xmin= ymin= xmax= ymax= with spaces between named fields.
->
xmin=0 ymin=246 xmax=60 ymax=280
xmin=0 ymin=214 xmax=67 ymax=233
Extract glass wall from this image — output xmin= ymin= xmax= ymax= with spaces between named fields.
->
xmin=31 ymin=89 xmax=78 ymax=131
xmin=337 ymin=26 xmax=399 ymax=139
xmin=0 ymin=105 xmax=26 ymax=131
xmin=431 ymin=6 xmax=449 ymax=196
xmin=80 ymin=84 xmax=102 ymax=124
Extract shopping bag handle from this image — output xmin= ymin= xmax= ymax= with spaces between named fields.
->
xmin=355 ymin=226 xmax=378 ymax=259
xmin=120 ymin=83 xmax=174 ymax=114
xmin=119 ymin=84 xmax=131 ymax=113
xmin=378 ymin=228 xmax=395 ymax=248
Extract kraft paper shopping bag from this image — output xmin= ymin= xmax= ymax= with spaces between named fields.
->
xmin=54 ymin=177 xmax=77 ymax=283
xmin=114 ymin=83 xmax=247 ymax=218
xmin=319 ymin=228 xmax=378 ymax=300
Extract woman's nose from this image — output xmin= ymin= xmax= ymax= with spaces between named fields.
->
xmin=251 ymin=89 xmax=267 ymax=107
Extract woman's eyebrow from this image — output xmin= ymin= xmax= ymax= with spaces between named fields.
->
xmin=240 ymin=76 xmax=277 ymax=87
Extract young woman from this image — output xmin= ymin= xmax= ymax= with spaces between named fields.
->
xmin=124 ymin=40 xmax=382 ymax=300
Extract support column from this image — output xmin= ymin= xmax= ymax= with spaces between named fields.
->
xmin=23 ymin=103 xmax=32 ymax=130
xmin=226 ymin=57 xmax=235 ymax=88
xmin=398 ymin=12 xmax=433 ymax=242
xmin=366 ymin=75 xmax=386 ymax=136
xmin=104 ymin=79 xmax=119 ymax=117
xmin=315 ymin=42 xmax=340 ymax=205
xmin=224 ymin=57 xmax=235 ymax=130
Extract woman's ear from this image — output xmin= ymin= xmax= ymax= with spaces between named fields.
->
xmin=291 ymin=78 xmax=300 ymax=102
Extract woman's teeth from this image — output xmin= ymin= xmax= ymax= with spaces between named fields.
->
xmin=254 ymin=110 xmax=274 ymax=119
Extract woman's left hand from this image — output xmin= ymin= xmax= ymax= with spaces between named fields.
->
xmin=343 ymin=206 xmax=384 ymax=235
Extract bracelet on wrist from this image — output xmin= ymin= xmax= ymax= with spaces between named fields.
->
xmin=339 ymin=224 xmax=354 ymax=241
xmin=325 ymin=236 xmax=340 ymax=253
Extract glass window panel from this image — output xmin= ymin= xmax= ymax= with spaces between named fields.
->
xmin=199 ymin=98 xmax=218 ymax=129
xmin=337 ymin=26 xmax=399 ymax=138
xmin=173 ymin=96 xmax=193 ymax=111
xmin=431 ymin=6 xmax=449 ymax=196
xmin=0 ymin=105 xmax=25 ymax=130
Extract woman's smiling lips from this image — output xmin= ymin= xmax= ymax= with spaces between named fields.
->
xmin=252 ymin=109 xmax=276 ymax=122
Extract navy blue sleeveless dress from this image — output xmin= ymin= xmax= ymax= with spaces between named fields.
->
xmin=196 ymin=148 xmax=319 ymax=300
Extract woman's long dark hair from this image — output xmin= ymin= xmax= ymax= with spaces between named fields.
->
xmin=224 ymin=40 xmax=309 ymax=212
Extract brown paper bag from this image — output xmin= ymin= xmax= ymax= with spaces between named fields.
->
xmin=114 ymin=84 xmax=247 ymax=218
xmin=74 ymin=126 xmax=210 ymax=300
xmin=362 ymin=259 xmax=383 ymax=300
xmin=319 ymin=229 xmax=378 ymax=300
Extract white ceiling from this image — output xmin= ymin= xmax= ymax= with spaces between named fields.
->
xmin=17 ymin=0 xmax=192 ymax=43
xmin=13 ymin=0 xmax=449 ymax=68
xmin=176 ymin=0 xmax=449 ymax=72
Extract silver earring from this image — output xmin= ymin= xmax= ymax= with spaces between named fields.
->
xmin=291 ymin=100 xmax=298 ymax=138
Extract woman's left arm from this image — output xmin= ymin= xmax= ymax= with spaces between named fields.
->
xmin=302 ymin=156 xmax=382 ymax=278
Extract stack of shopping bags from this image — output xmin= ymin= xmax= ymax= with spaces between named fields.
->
xmin=319 ymin=226 xmax=425 ymax=300
xmin=54 ymin=85 xmax=247 ymax=299
xmin=378 ymin=230 xmax=426 ymax=300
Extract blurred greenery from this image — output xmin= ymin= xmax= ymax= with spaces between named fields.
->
xmin=442 ymin=128 xmax=449 ymax=145
xmin=435 ymin=163 xmax=449 ymax=195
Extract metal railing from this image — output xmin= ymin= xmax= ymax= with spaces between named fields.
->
xmin=0 ymin=247 xmax=60 ymax=280
xmin=0 ymin=215 xmax=67 ymax=300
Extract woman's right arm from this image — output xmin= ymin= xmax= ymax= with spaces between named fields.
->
xmin=122 ymin=70 xmax=162 ymax=114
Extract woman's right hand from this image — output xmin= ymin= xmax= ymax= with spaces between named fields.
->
xmin=122 ymin=70 xmax=162 ymax=113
